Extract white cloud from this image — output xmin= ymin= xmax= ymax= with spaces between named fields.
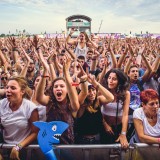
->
xmin=0 ymin=0 xmax=160 ymax=34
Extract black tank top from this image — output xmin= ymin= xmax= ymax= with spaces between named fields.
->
xmin=75 ymin=106 xmax=103 ymax=135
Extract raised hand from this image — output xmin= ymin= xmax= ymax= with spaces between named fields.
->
xmin=31 ymin=35 xmax=40 ymax=49
xmin=7 ymin=36 xmax=17 ymax=48
xmin=70 ymin=28 xmax=75 ymax=35
xmin=77 ymin=63 xmax=88 ymax=83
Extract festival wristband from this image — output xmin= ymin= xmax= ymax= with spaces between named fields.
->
xmin=121 ymin=131 xmax=126 ymax=135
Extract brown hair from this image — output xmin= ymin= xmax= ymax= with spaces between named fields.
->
xmin=8 ymin=76 xmax=32 ymax=99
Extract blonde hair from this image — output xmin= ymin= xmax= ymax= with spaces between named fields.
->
xmin=9 ymin=76 xmax=32 ymax=99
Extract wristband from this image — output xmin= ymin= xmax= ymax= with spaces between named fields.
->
xmin=121 ymin=131 xmax=126 ymax=135
xmin=14 ymin=144 xmax=22 ymax=152
xmin=41 ymin=75 xmax=50 ymax=78
xmin=79 ymin=79 xmax=87 ymax=84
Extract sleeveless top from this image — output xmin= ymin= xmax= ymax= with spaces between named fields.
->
xmin=75 ymin=106 xmax=103 ymax=135
xmin=101 ymin=102 xmax=123 ymax=117
xmin=46 ymin=98 xmax=74 ymax=144
xmin=74 ymin=42 xmax=88 ymax=59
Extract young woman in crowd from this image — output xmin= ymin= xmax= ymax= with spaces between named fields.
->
xmin=75 ymin=74 xmax=114 ymax=144
xmin=66 ymin=28 xmax=98 ymax=60
xmin=131 ymin=89 xmax=160 ymax=144
xmin=0 ymin=76 xmax=39 ymax=160
xmin=101 ymin=68 xmax=130 ymax=148
xmin=35 ymin=48 xmax=80 ymax=144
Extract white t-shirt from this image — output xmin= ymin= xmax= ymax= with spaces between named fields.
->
xmin=131 ymin=108 xmax=160 ymax=143
xmin=37 ymin=104 xmax=46 ymax=121
xmin=0 ymin=98 xmax=37 ymax=144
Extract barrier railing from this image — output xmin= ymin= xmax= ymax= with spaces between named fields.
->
xmin=0 ymin=143 xmax=159 ymax=160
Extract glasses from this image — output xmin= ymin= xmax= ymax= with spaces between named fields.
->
xmin=147 ymin=101 xmax=159 ymax=107
xmin=1 ymin=77 xmax=8 ymax=80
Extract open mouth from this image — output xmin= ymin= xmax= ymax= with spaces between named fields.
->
xmin=53 ymin=134 xmax=61 ymax=140
xmin=6 ymin=94 xmax=12 ymax=98
xmin=56 ymin=92 xmax=62 ymax=97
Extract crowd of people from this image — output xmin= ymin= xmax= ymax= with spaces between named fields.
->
xmin=0 ymin=29 xmax=159 ymax=159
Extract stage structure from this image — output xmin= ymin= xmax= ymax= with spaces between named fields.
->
xmin=66 ymin=15 xmax=92 ymax=37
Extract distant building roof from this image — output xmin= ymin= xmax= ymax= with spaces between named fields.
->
xmin=66 ymin=15 xmax=92 ymax=22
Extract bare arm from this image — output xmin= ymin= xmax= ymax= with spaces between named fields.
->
xmin=66 ymin=28 xmax=77 ymax=45
xmin=134 ymin=118 xmax=160 ymax=144
xmin=115 ymin=91 xmax=130 ymax=148
xmin=88 ymin=74 xmax=114 ymax=104
xmin=63 ymin=54 xmax=80 ymax=112
xmin=141 ymin=51 xmax=152 ymax=82
xmin=77 ymin=64 xmax=88 ymax=105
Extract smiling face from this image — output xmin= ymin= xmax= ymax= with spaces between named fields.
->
xmin=53 ymin=79 xmax=67 ymax=102
xmin=6 ymin=80 xmax=24 ymax=103
xmin=107 ymin=72 xmax=118 ymax=90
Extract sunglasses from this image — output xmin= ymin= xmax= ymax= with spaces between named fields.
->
xmin=1 ymin=77 xmax=8 ymax=80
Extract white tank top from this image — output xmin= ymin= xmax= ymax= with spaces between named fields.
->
xmin=74 ymin=42 xmax=88 ymax=59
xmin=101 ymin=102 xmax=123 ymax=117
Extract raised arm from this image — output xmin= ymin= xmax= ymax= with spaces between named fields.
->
xmin=117 ymin=42 xmax=128 ymax=69
xmin=63 ymin=54 xmax=80 ymax=112
xmin=66 ymin=28 xmax=77 ymax=45
xmin=148 ymin=47 xmax=160 ymax=78
xmin=32 ymin=36 xmax=50 ymax=106
xmin=19 ymin=45 xmax=31 ymax=77
xmin=47 ymin=51 xmax=57 ymax=82
xmin=141 ymin=48 xmax=152 ymax=82
xmin=88 ymin=74 xmax=114 ymax=104
xmin=77 ymin=64 xmax=88 ymax=105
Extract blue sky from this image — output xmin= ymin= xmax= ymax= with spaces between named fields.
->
xmin=0 ymin=0 xmax=160 ymax=34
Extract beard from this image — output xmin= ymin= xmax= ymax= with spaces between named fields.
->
xmin=27 ymin=67 xmax=34 ymax=73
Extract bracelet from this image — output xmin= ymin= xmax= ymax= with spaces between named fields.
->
xmin=79 ymin=79 xmax=87 ymax=84
xmin=14 ymin=144 xmax=22 ymax=152
xmin=121 ymin=131 xmax=126 ymax=135
xmin=157 ymin=138 xmax=160 ymax=143
xmin=13 ymin=48 xmax=18 ymax=52
xmin=41 ymin=75 xmax=50 ymax=78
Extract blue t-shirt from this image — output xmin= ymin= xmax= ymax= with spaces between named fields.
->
xmin=129 ymin=78 xmax=144 ymax=111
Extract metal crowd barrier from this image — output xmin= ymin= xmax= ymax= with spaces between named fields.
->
xmin=0 ymin=143 xmax=160 ymax=160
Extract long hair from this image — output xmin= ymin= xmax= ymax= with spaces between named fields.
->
xmin=47 ymin=77 xmax=71 ymax=122
xmin=104 ymin=68 xmax=130 ymax=103
xmin=8 ymin=76 xmax=32 ymax=99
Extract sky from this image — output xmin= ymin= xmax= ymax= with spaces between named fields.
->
xmin=0 ymin=0 xmax=160 ymax=35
